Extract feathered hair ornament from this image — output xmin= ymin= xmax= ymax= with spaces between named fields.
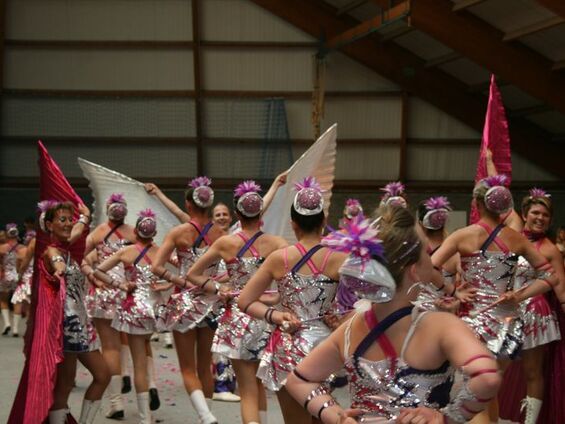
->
xmin=529 ymin=188 xmax=550 ymax=199
xmin=422 ymin=196 xmax=451 ymax=231
xmin=323 ymin=215 xmax=396 ymax=304
xmin=136 ymin=209 xmax=157 ymax=239
xmin=106 ymin=193 xmax=126 ymax=205
xmin=344 ymin=198 xmax=363 ymax=219
xmin=478 ymin=175 xmax=513 ymax=215
xmin=6 ymin=223 xmax=19 ymax=237
xmin=106 ymin=193 xmax=128 ymax=221
xmin=293 ymin=176 xmax=324 ymax=216
xmin=380 ymin=181 xmax=407 ymax=208
xmin=234 ymin=180 xmax=263 ymax=218
xmin=189 ymin=176 xmax=214 ymax=208
xmin=483 ymin=174 xmax=509 ymax=188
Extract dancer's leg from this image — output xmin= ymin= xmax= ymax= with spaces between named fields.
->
xmin=52 ymin=354 xmax=78 ymax=410
xmin=196 ymin=326 xmax=215 ymax=398
xmin=232 ymin=359 xmax=261 ymax=424
xmin=78 ymin=350 xmax=111 ymax=401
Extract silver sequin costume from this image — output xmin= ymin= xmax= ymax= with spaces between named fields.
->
xmin=86 ymin=234 xmax=128 ymax=320
xmin=157 ymin=246 xmax=220 ymax=333
xmin=112 ymin=262 xmax=162 ymax=335
xmin=212 ymin=256 xmax=270 ymax=361
xmin=414 ymin=272 xmax=455 ymax=312
xmin=11 ymin=258 xmax=33 ymax=304
xmin=459 ymin=251 xmax=522 ymax=358
xmin=257 ymin=264 xmax=337 ymax=391
xmin=514 ymin=255 xmax=560 ymax=350
xmin=1 ymin=244 xmax=19 ymax=292
xmin=344 ymin=311 xmax=454 ymax=422
xmin=63 ymin=255 xmax=99 ymax=353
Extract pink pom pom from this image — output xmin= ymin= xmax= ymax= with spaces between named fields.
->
xmin=483 ymin=174 xmax=509 ymax=188
xmin=136 ymin=209 xmax=157 ymax=238
xmin=380 ymin=181 xmax=405 ymax=198
xmin=294 ymin=176 xmax=322 ymax=192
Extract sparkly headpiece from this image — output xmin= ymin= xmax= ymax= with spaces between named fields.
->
xmin=421 ymin=196 xmax=451 ymax=230
xmin=189 ymin=176 xmax=214 ymax=209
xmin=106 ymin=193 xmax=128 ymax=221
xmin=529 ymin=188 xmax=550 ymax=199
xmin=380 ymin=181 xmax=407 ymax=208
xmin=6 ymin=223 xmax=19 ymax=238
xmin=344 ymin=198 xmax=363 ymax=219
xmin=476 ymin=174 xmax=513 ymax=215
xmin=23 ymin=230 xmax=36 ymax=245
xmin=37 ymin=200 xmax=60 ymax=232
xmin=323 ymin=215 xmax=396 ymax=304
xmin=293 ymin=177 xmax=324 ymax=216
xmin=136 ymin=209 xmax=157 ymax=239
xmin=234 ymin=180 xmax=263 ymax=218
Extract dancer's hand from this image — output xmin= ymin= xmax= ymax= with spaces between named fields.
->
xmin=274 ymin=311 xmax=301 ymax=333
xmin=397 ymin=407 xmax=444 ymax=423
xmin=151 ymin=281 xmax=173 ymax=292
xmin=337 ymin=409 xmax=364 ymax=423
xmin=144 ymin=183 xmax=160 ymax=195
xmin=323 ymin=312 xmax=341 ymax=330
xmin=454 ymin=282 xmax=476 ymax=303
xmin=274 ymin=170 xmax=289 ymax=187
xmin=77 ymin=203 xmax=90 ymax=218
xmin=434 ymin=296 xmax=460 ymax=314
xmin=92 ymin=278 xmax=108 ymax=290
xmin=118 ymin=281 xmax=135 ymax=293
xmin=218 ymin=286 xmax=235 ymax=303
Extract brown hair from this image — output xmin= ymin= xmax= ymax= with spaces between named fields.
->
xmin=378 ymin=205 xmax=422 ymax=283
xmin=44 ymin=202 xmax=74 ymax=225
xmin=521 ymin=195 xmax=552 ymax=217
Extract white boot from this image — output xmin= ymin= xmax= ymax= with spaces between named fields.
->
xmin=79 ymin=399 xmax=101 ymax=424
xmin=163 ymin=331 xmax=173 ymax=348
xmin=137 ymin=392 xmax=152 ymax=424
xmin=2 ymin=308 xmax=11 ymax=334
xmin=48 ymin=409 xmax=67 ymax=424
xmin=105 ymin=375 xmax=125 ymax=419
xmin=521 ymin=396 xmax=542 ymax=424
xmin=260 ymin=410 xmax=268 ymax=424
xmin=13 ymin=314 xmax=21 ymax=336
xmin=189 ymin=390 xmax=218 ymax=424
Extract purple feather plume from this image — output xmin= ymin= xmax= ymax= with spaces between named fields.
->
xmin=6 ymin=223 xmax=17 ymax=231
xmin=529 ymin=187 xmax=550 ymax=198
xmin=483 ymin=174 xmax=509 ymax=188
xmin=294 ymin=176 xmax=322 ymax=192
xmin=322 ymin=214 xmax=385 ymax=262
xmin=189 ymin=176 xmax=212 ymax=188
xmin=37 ymin=200 xmax=59 ymax=212
xmin=138 ymin=208 xmax=156 ymax=219
xmin=346 ymin=198 xmax=361 ymax=208
xmin=380 ymin=181 xmax=405 ymax=198
xmin=234 ymin=180 xmax=262 ymax=197
xmin=107 ymin=193 xmax=126 ymax=204
xmin=424 ymin=196 xmax=451 ymax=212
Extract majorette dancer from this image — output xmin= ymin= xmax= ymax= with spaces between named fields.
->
xmin=151 ymin=176 xmax=223 ymax=424
xmin=285 ymin=206 xmax=502 ymax=423
xmin=92 ymin=209 xmax=166 ymax=424
xmin=187 ymin=180 xmax=287 ymax=424
xmin=0 ymin=223 xmax=25 ymax=335
xmin=11 ymin=229 xmax=36 ymax=336
xmin=238 ymin=177 xmax=347 ymax=424
xmin=82 ymin=193 xmax=137 ymax=419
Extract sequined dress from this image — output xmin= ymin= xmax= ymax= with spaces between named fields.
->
xmin=62 ymin=254 xmax=99 ymax=353
xmin=112 ymin=248 xmax=162 ymax=335
xmin=157 ymin=221 xmax=220 ymax=332
xmin=11 ymin=259 xmax=33 ymax=304
xmin=344 ymin=308 xmax=454 ymax=422
xmin=212 ymin=231 xmax=271 ymax=361
xmin=1 ymin=244 xmax=19 ymax=292
xmin=514 ymin=252 xmax=560 ymax=350
xmin=86 ymin=225 xmax=129 ymax=320
xmin=459 ymin=223 xmax=522 ymax=358
xmin=414 ymin=271 xmax=455 ymax=312
xmin=257 ymin=244 xmax=337 ymax=391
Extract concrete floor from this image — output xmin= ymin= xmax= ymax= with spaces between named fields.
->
xmin=0 ymin=319 xmax=348 ymax=423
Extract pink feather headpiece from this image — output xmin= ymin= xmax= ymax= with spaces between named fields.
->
xmin=293 ymin=177 xmax=324 ymax=216
xmin=235 ymin=180 xmax=263 ymax=218
xmin=323 ymin=214 xmax=385 ymax=263
xmin=6 ymin=223 xmax=19 ymax=238
xmin=136 ymin=209 xmax=157 ymax=239
xmin=529 ymin=188 xmax=550 ymax=199
xmin=106 ymin=193 xmax=126 ymax=205
xmin=189 ymin=176 xmax=212 ymax=189
xmin=380 ymin=182 xmax=405 ymax=198
xmin=344 ymin=198 xmax=363 ymax=219
xmin=234 ymin=180 xmax=262 ymax=197
xmin=422 ymin=196 xmax=451 ymax=230
xmin=483 ymin=174 xmax=509 ymax=188
xmin=37 ymin=200 xmax=59 ymax=213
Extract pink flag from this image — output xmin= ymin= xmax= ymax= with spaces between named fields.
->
xmin=470 ymin=75 xmax=512 ymax=224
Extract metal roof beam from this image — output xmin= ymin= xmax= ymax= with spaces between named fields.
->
xmin=535 ymin=0 xmax=565 ymax=19
xmin=503 ymin=16 xmax=564 ymax=41
xmin=424 ymin=51 xmax=461 ymax=68
xmin=336 ymin=0 xmax=368 ymax=16
xmin=452 ymin=0 xmax=486 ymax=12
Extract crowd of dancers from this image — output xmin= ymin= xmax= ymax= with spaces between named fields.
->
xmin=3 ymin=148 xmax=565 ymax=424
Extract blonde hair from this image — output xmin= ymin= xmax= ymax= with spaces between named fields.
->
xmin=378 ymin=205 xmax=422 ymax=283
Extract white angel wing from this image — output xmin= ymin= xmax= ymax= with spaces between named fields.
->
xmin=262 ymin=123 xmax=337 ymax=243
xmin=78 ymin=158 xmax=180 ymax=246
